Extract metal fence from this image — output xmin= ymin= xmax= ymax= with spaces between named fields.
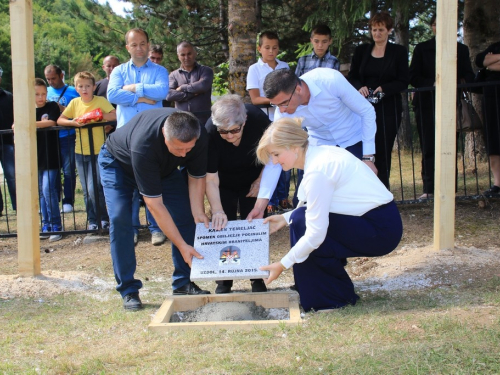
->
xmin=1 ymin=83 xmax=499 ymax=237
xmin=0 ymin=122 xmax=113 ymax=238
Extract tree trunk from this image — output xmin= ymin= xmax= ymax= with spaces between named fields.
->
xmin=219 ymin=0 xmax=229 ymax=61
xmin=393 ymin=7 xmax=412 ymax=150
xmin=463 ymin=0 xmax=500 ymax=166
xmin=256 ymin=0 xmax=262 ymax=32
xmin=228 ymin=0 xmax=257 ymax=99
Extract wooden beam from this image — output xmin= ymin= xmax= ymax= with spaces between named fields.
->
xmin=434 ymin=0 xmax=457 ymax=250
xmin=9 ymin=0 xmax=40 ymax=275
xmin=149 ymin=292 xmax=302 ymax=332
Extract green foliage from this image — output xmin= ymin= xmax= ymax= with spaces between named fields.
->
xmin=127 ymin=0 xmax=228 ymax=71
xmin=212 ymin=61 xmax=229 ymax=97
xmin=0 ymin=0 xmax=481 ymax=94
xmin=303 ymin=0 xmax=373 ymax=52
xmin=0 ymin=0 xmax=127 ymax=92
xmin=0 ymin=9 xmax=12 ymax=91
xmin=301 ymin=0 xmax=439 ymax=61
xmin=124 ymin=0 xmax=311 ymax=69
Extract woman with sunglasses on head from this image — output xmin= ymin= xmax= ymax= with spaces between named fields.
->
xmin=205 ymin=94 xmax=272 ymax=294
xmin=257 ymin=117 xmax=403 ymax=312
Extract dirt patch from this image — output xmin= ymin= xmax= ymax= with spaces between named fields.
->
xmin=0 ymin=200 xmax=499 ymax=303
xmin=0 ymin=270 xmax=114 ymax=299
xmin=351 ymin=245 xmax=500 ymax=292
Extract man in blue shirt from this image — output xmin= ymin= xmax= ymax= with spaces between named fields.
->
xmin=107 ymin=28 xmax=170 ymax=246
xmin=108 ymin=28 xmax=169 ymax=129
xmin=45 ymin=64 xmax=80 ymax=214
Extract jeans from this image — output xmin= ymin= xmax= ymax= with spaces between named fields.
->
xmin=38 ymin=169 xmax=61 ymax=227
xmin=269 ymin=170 xmax=289 ymax=206
xmin=75 ymin=153 xmax=108 ymax=225
xmin=131 ymin=189 xmax=161 ymax=235
xmin=99 ymin=145 xmax=195 ymax=297
xmin=59 ymin=134 xmax=76 ymax=206
xmin=0 ymin=143 xmax=16 ymax=212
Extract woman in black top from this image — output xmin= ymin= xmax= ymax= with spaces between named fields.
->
xmin=348 ymin=11 xmax=409 ymax=189
xmin=476 ymin=41 xmax=500 ymax=196
xmin=205 ymin=94 xmax=270 ymax=294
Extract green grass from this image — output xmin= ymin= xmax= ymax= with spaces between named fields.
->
xmin=1 ymin=277 xmax=499 ymax=374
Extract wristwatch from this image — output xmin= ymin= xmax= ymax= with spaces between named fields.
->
xmin=362 ymin=155 xmax=375 ymax=162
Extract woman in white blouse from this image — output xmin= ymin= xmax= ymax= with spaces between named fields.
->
xmin=257 ymin=117 xmax=403 ymax=312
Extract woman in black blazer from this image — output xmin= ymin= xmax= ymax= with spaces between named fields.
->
xmin=348 ymin=11 xmax=409 ymax=189
xmin=409 ymin=15 xmax=474 ymax=199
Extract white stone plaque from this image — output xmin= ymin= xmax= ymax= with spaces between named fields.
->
xmin=190 ymin=219 xmax=270 ymax=281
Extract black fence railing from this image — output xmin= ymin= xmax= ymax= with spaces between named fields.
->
xmin=0 ymin=122 xmax=115 ymax=238
xmin=1 ymin=83 xmax=499 ymax=237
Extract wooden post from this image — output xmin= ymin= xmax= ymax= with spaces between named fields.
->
xmin=434 ymin=0 xmax=457 ymax=250
xmin=9 ymin=0 xmax=41 ymax=275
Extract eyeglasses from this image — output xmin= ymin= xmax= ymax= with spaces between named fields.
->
xmin=218 ymin=124 xmax=243 ymax=135
xmin=270 ymin=84 xmax=297 ymax=108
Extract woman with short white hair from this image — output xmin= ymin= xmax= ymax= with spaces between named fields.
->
xmin=257 ymin=117 xmax=403 ymax=312
xmin=205 ymin=94 xmax=271 ymax=294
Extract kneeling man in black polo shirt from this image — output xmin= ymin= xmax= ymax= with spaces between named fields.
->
xmin=99 ymin=108 xmax=216 ymax=310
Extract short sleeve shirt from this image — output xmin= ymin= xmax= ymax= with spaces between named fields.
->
xmin=246 ymin=59 xmax=289 ymax=121
xmin=105 ymin=108 xmax=208 ymax=197
xmin=36 ymin=101 xmax=60 ymax=170
xmin=62 ymin=96 xmax=115 ymax=155
xmin=46 ymin=84 xmax=79 ymax=138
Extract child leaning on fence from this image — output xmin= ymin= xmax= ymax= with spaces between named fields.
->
xmin=57 ymin=71 xmax=116 ymax=230
xmin=34 ymin=78 xmax=63 ymax=241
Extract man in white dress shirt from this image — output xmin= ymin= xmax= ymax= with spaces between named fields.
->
xmin=247 ymin=68 xmax=378 ymax=219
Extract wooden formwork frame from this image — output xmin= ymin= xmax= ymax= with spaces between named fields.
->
xmin=149 ymin=292 xmax=302 ymax=331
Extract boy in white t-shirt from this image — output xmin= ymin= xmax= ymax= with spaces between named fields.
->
xmin=246 ymin=31 xmax=292 ymax=213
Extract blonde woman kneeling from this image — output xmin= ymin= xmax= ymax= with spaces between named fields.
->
xmin=257 ymin=118 xmax=403 ymax=312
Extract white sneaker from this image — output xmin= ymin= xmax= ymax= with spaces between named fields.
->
xmin=49 ymin=234 xmax=62 ymax=242
xmin=151 ymin=232 xmax=166 ymax=246
xmin=88 ymin=223 xmax=98 ymax=230
xmin=61 ymin=204 xmax=73 ymax=213
xmin=418 ymin=193 xmax=434 ymax=200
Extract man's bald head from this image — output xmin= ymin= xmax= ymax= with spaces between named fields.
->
xmin=102 ymin=56 xmax=120 ymax=78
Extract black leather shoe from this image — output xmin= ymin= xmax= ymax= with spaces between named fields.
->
xmin=123 ymin=292 xmax=143 ymax=311
xmin=215 ymin=284 xmax=232 ymax=294
xmin=251 ymin=279 xmax=268 ymax=293
xmin=173 ymin=282 xmax=210 ymax=295
xmin=484 ymin=185 xmax=500 ymax=197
